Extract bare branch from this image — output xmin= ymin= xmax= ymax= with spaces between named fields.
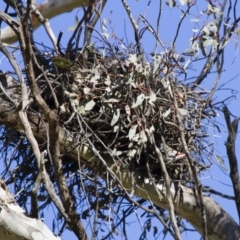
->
xmin=223 ymin=106 xmax=240 ymax=223
xmin=1 ymin=0 xmax=90 ymax=44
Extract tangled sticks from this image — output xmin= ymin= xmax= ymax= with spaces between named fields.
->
xmin=35 ymin=45 xmax=215 ymax=184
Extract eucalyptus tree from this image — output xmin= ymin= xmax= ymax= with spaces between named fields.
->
xmin=0 ymin=1 xmax=239 ymax=240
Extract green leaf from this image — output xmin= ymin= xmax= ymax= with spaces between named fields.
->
xmin=131 ymin=93 xmax=146 ymax=108
xmin=78 ymin=105 xmax=85 ymax=115
xmin=68 ymin=16 xmax=79 ymax=31
xmin=85 ymin=100 xmax=96 ymax=111
xmin=148 ymin=90 xmax=156 ymax=106
xmin=128 ymin=125 xmax=138 ymax=140
xmin=179 ymin=0 xmax=188 ymax=5
xmin=178 ymin=108 xmax=188 ymax=116
xmin=162 ymin=108 xmax=171 ymax=118
xmin=215 ymin=155 xmax=228 ymax=172
xmin=203 ymin=39 xmax=214 ymax=47
xmin=127 ymin=149 xmax=137 ymax=158
xmin=112 ymin=148 xmax=122 ymax=157
xmin=111 ymin=109 xmax=120 ymax=126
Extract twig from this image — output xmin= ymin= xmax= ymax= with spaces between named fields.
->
xmin=121 ymin=0 xmax=142 ymax=54
xmin=173 ymin=93 xmax=208 ymax=240
xmin=40 ymin=151 xmax=69 ymax=220
xmin=145 ymin=126 xmax=182 ymax=240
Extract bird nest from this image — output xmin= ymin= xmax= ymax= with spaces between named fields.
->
xmin=37 ymin=46 xmax=216 ymax=184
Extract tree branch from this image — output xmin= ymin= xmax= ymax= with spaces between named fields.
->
xmin=1 ymin=0 xmax=91 ymax=44
xmin=223 ymin=106 xmax=240 ymax=223
xmin=0 ymin=178 xmax=60 ymax=240
xmin=0 ymin=80 xmax=240 ymax=240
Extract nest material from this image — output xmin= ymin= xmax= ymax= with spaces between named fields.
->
xmin=37 ymin=47 xmax=214 ymax=184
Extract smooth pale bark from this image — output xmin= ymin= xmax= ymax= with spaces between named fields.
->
xmin=0 ymin=179 xmax=60 ymax=240
xmin=0 ymin=77 xmax=240 ymax=239
xmin=1 ymin=0 xmax=90 ymax=44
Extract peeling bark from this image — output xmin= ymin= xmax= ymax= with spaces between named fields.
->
xmin=0 ymin=179 xmax=60 ymax=240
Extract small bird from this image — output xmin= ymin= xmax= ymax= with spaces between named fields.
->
xmin=160 ymin=143 xmax=186 ymax=162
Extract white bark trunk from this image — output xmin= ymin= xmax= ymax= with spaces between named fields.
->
xmin=1 ymin=0 xmax=90 ymax=44
xmin=0 ymin=179 xmax=60 ymax=240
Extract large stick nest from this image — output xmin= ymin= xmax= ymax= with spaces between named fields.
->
xmin=35 ymin=45 xmax=216 ymax=184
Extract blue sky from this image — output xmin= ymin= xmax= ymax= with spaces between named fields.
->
xmin=0 ymin=0 xmax=240 ymax=239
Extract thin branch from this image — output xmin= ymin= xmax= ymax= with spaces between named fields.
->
xmin=223 ymin=106 xmax=240 ymax=223
xmin=11 ymin=2 xmax=88 ymax=238
xmin=145 ymin=128 xmax=182 ymax=240
xmin=173 ymin=93 xmax=208 ymax=240
xmin=121 ymin=0 xmax=142 ymax=54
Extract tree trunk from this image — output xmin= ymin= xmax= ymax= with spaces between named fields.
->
xmin=0 ymin=179 xmax=60 ymax=240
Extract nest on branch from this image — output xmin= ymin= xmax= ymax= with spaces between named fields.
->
xmin=35 ymin=46 xmax=216 ymax=184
